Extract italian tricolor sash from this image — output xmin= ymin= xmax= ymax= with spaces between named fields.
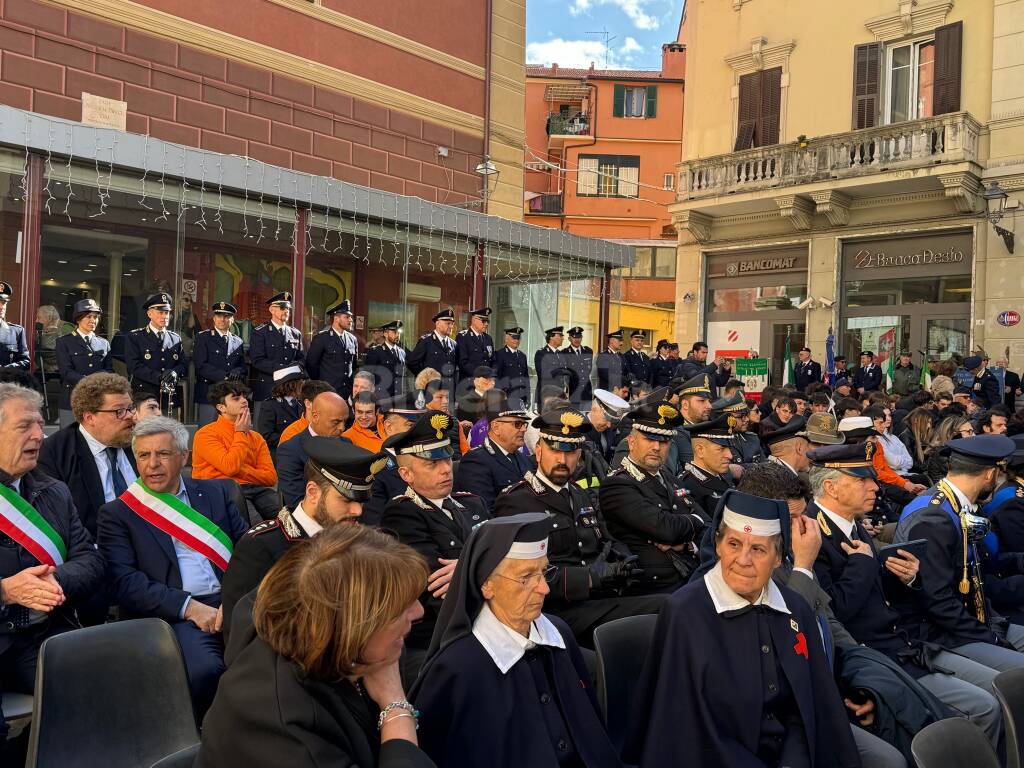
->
xmin=121 ymin=481 xmax=232 ymax=571
xmin=0 ymin=484 xmax=65 ymax=566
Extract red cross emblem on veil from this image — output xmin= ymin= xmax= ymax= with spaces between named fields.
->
xmin=743 ymin=525 xmax=752 ymax=533
xmin=793 ymin=632 xmax=809 ymax=659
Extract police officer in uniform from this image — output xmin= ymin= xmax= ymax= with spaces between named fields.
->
xmin=713 ymin=392 xmax=764 ymax=468
xmin=493 ymin=406 xmax=665 ymax=645
xmin=493 ymin=326 xmax=531 ymax=408
xmin=408 ymin=308 xmax=457 ymax=385
xmin=0 ymin=282 xmax=28 ymax=373
xmin=794 ymin=347 xmax=822 ymax=393
xmin=219 ymin=437 xmax=385 ymax=640
xmin=249 ymin=291 xmax=304 ymax=417
xmin=305 ymin=299 xmax=359 ymax=399
xmin=455 ymin=306 xmax=494 ymax=390
xmin=679 ymin=414 xmax=738 ymax=519
xmin=364 ymin=391 xmax=428 ymax=525
xmin=595 ymin=329 xmax=626 ymax=393
xmin=193 ymin=301 xmax=247 ymax=426
xmin=363 ymin=320 xmax=408 ymax=398
xmin=563 ymin=326 xmax=593 ymax=408
xmin=534 ymin=326 xmax=571 ymax=405
xmin=379 ymin=410 xmax=490 ymax=652
xmin=601 ymin=398 xmax=707 ymax=594
xmin=964 ymin=354 xmax=1001 ymax=410
xmin=55 ymin=298 xmax=112 ymax=427
xmin=623 ymin=330 xmax=651 ymax=386
xmin=672 ymin=373 xmax=714 ymax=469
xmin=125 ymin=293 xmax=188 ymax=416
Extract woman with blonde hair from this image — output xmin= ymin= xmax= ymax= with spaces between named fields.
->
xmin=924 ymin=414 xmax=975 ymax=483
xmin=198 ymin=524 xmax=435 ymax=768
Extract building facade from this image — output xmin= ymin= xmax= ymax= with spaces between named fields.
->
xmin=673 ymin=0 xmax=1023 ymax=383
xmin=0 ymin=0 xmax=631 ymax=423
xmin=523 ymin=45 xmax=685 ymax=347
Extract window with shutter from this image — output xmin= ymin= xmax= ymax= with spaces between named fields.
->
xmin=852 ymin=42 xmax=881 ymax=129
xmin=933 ymin=21 xmax=962 ymax=115
xmin=759 ymin=67 xmax=782 ymax=146
xmin=577 ymin=155 xmax=640 ymax=197
xmin=645 ymin=85 xmax=658 ymax=118
xmin=577 ymin=157 xmax=599 ymax=195
xmin=735 ymin=71 xmax=761 ymax=150
xmin=613 ymin=84 xmax=626 ymax=117
xmin=618 ymin=166 xmax=640 ymax=197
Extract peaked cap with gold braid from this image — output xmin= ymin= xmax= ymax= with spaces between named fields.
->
xmin=303 ymin=436 xmax=387 ymax=501
xmin=532 ymin=407 xmax=592 ymax=451
xmin=382 ymin=411 xmax=455 ymax=460
xmin=630 ymin=399 xmax=683 ymax=441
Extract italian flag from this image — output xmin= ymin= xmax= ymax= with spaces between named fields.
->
xmin=0 ymin=484 xmax=65 ymax=566
xmin=782 ymin=328 xmax=796 ymax=387
xmin=121 ymin=481 xmax=233 ymax=571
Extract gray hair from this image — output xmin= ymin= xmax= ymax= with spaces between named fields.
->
xmin=808 ymin=464 xmax=844 ymax=500
xmin=132 ymin=416 xmax=190 ymax=453
xmin=0 ymin=384 xmax=42 ymax=425
xmin=353 ymin=370 xmax=374 ymax=385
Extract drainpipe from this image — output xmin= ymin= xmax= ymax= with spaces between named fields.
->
xmin=471 ymin=0 xmax=493 ymax=308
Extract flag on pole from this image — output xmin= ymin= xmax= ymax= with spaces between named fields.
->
xmin=920 ymin=354 xmax=932 ymax=391
xmin=885 ymin=335 xmax=896 ymax=391
xmin=825 ymin=325 xmax=836 ymax=387
xmin=782 ymin=327 xmax=796 ymax=387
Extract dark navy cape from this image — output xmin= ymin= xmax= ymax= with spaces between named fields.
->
xmin=411 ymin=615 xmax=621 ymax=768
xmin=624 ymin=578 xmax=859 ymax=768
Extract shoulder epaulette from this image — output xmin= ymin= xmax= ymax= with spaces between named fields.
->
xmin=457 ymin=329 xmax=469 ymax=336
xmin=420 ymin=332 xmax=431 ymax=340
xmin=255 ymin=323 xmax=267 ymax=330
xmin=130 ymin=327 xmax=145 ymax=333
xmin=316 ymin=328 xmax=330 ymax=335
xmin=247 ymin=518 xmax=280 ymax=536
xmin=197 ymin=329 xmax=212 ymax=336
xmin=483 ymin=439 xmax=496 ymax=455
xmin=499 ymin=479 xmax=529 ymax=496
xmin=684 ymin=463 xmax=709 ymax=482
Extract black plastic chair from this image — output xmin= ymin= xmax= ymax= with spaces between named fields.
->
xmin=27 ymin=618 xmax=199 ymax=768
xmin=911 ymin=717 xmax=1000 ymax=768
xmin=150 ymin=742 xmax=200 ymax=768
xmin=994 ymin=668 xmax=1024 ymax=768
xmin=592 ymin=613 xmax=658 ymax=755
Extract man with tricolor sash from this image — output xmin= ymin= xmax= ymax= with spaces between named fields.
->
xmin=97 ymin=416 xmax=248 ymax=721
xmin=0 ymin=384 xmax=103 ymax=744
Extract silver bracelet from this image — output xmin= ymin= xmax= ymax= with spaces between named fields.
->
xmin=377 ymin=699 xmax=418 ymax=730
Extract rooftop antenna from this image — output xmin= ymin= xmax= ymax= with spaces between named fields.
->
xmin=586 ymin=27 xmax=617 ymax=68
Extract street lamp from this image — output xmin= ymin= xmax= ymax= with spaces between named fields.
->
xmin=982 ymin=180 xmax=1015 ymax=254
xmin=474 ymin=156 xmax=500 ymax=214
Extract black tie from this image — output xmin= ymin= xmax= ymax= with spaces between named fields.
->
xmin=157 ymin=330 xmax=165 ymax=346
xmin=105 ymin=447 xmax=129 ymax=497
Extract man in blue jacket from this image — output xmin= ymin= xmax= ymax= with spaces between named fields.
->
xmin=97 ymin=416 xmax=248 ymax=721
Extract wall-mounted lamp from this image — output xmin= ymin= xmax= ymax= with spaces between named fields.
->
xmin=982 ymin=181 xmax=1015 ymax=254
xmin=474 ymin=156 xmax=500 ymax=214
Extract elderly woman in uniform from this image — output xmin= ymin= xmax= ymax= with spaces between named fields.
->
xmin=411 ymin=512 xmax=622 ymax=768
xmin=626 ymin=491 xmax=859 ymax=768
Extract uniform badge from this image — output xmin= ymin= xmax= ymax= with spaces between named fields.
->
xmin=172 ymin=353 xmax=179 ymax=360
xmin=144 ymin=352 xmax=151 ymax=360
xmin=790 ymin=618 xmax=799 ymax=633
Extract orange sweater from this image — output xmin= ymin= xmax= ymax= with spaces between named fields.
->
xmin=872 ymin=440 xmax=905 ymax=488
xmin=192 ymin=415 xmax=278 ymax=487
xmin=343 ymin=415 xmax=386 ymax=453
xmin=279 ymin=416 xmax=309 ymax=447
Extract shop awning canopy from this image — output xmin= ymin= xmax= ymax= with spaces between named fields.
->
xmin=0 ymin=105 xmax=632 ymax=269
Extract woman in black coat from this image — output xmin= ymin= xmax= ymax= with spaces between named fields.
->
xmin=197 ymin=525 xmax=435 ymax=768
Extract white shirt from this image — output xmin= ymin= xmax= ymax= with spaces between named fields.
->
xmin=817 ymin=501 xmax=856 ymax=541
xmin=704 ymin=561 xmax=791 ymax=615
xmin=768 ymin=455 xmax=799 ymax=476
xmin=270 ymin=321 xmax=286 ymax=331
xmin=79 ymin=425 xmax=137 ymax=504
xmin=472 ymin=603 xmax=566 ymax=674
xmin=434 ymin=332 xmax=452 ymax=349
xmin=148 ymin=324 xmax=167 ymax=337
xmin=291 ymin=502 xmax=322 ymax=537
xmin=942 ymin=477 xmax=977 ymax=514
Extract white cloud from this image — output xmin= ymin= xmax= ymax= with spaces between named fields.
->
xmin=568 ymin=0 xmax=661 ymax=31
xmin=526 ymin=36 xmax=645 ymax=68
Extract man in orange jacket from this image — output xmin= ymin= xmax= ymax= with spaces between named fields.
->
xmin=342 ymin=390 xmax=385 ymax=452
xmin=192 ymin=380 xmax=280 ymax=521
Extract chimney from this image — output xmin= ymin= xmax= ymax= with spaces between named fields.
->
xmin=552 ymin=62 xmax=558 ymax=74
xmin=661 ymin=42 xmax=686 ymax=79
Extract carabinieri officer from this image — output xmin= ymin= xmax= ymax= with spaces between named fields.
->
xmin=0 ymin=281 xmax=29 ymax=371
xmin=125 ymin=292 xmax=188 ymax=416
xmin=305 ymin=299 xmax=359 ymax=399
xmin=249 ymin=291 xmax=305 ymax=407
xmin=455 ymin=306 xmax=494 ymax=389
xmin=55 ymin=298 xmax=112 ymax=427
xmin=407 ymin=308 xmax=458 ymax=385
xmin=492 ymin=326 xmax=530 ymax=408
xmin=193 ymin=301 xmax=247 ymax=426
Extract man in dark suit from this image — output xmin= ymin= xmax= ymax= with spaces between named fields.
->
xmin=794 ymin=346 xmax=822 ymax=393
xmin=193 ymin=300 xmax=247 ymax=426
xmin=623 ymin=331 xmax=651 ymax=385
xmin=277 ymin=391 xmax=351 ymax=510
xmin=54 ymin=298 xmax=112 ymax=428
xmin=0 ymin=383 xmax=105 ymax=743
xmin=677 ymin=341 xmax=732 ymax=399
xmin=248 ymin=291 xmax=305 ymax=412
xmin=407 ymin=308 xmax=457 ymax=386
xmin=363 ymin=320 xmax=408 ymax=398
xmin=492 ymin=326 xmax=531 ymax=408
xmin=97 ymin=416 xmax=248 ymax=721
xmin=534 ymin=326 xmax=571 ymax=404
xmin=453 ymin=391 xmax=533 ymax=511
xmin=852 ymin=351 xmax=882 ymax=394
xmin=125 ymin=292 xmax=189 ymax=416
xmin=998 ymin=357 xmax=1021 ymax=413
xmin=595 ymin=329 xmax=626 ymax=392
xmin=563 ymin=326 xmax=593 ymax=408
xmin=455 ymin=306 xmax=494 ymax=391
xmin=0 ymin=282 xmax=29 ymax=373
xmin=305 ymin=299 xmax=359 ymax=400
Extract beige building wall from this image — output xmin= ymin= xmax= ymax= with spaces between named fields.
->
xmin=488 ymin=0 xmax=527 ymax=221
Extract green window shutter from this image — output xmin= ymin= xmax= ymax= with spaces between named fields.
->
xmin=613 ymin=84 xmax=625 ymax=117
xmin=645 ymin=85 xmax=658 ymax=118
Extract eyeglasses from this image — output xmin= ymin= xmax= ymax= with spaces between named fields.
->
xmin=958 ymin=427 xmax=976 ymax=436
xmin=491 ymin=565 xmax=556 ymax=588
xmin=93 ymin=405 xmax=137 ymax=420
xmin=496 ymin=419 xmax=529 ymax=430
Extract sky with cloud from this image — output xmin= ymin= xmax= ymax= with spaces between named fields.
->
xmin=526 ymin=0 xmax=685 ymax=70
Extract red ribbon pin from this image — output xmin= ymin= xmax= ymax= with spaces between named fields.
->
xmin=793 ymin=632 xmax=809 ymax=659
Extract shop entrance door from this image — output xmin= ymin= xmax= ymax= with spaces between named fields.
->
xmin=921 ymin=315 xmax=971 ymax=360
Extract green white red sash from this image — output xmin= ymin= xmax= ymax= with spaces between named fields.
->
xmin=120 ymin=480 xmax=232 ymax=571
xmin=0 ymin=483 xmax=65 ymax=566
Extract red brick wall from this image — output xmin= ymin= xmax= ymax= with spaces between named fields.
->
xmin=0 ymin=0 xmax=486 ymax=205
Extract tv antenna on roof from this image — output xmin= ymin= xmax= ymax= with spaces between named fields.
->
xmin=586 ymin=28 xmax=617 ymax=68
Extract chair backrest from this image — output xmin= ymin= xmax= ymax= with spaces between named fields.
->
xmin=592 ymin=613 xmax=658 ymax=755
xmin=994 ymin=668 xmax=1024 ymax=768
xmin=911 ymin=717 xmax=1001 ymax=768
xmin=27 ymin=619 xmax=199 ymax=768
xmin=149 ymin=742 xmax=200 ymax=768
